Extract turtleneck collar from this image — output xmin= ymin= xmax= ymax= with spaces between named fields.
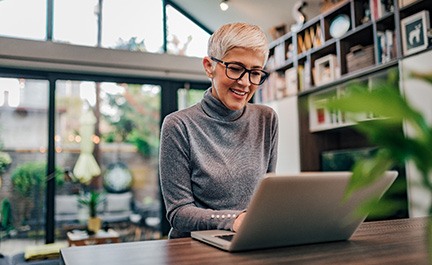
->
xmin=200 ymin=88 xmax=245 ymax=122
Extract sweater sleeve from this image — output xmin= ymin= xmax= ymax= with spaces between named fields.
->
xmin=159 ymin=114 xmax=243 ymax=237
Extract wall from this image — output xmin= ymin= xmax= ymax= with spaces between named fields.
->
xmin=266 ymin=96 xmax=301 ymax=174
xmin=400 ymin=49 xmax=432 ymax=217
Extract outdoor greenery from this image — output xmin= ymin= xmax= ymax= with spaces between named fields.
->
xmin=0 ymin=151 xmax=12 ymax=175
xmin=11 ymin=162 xmax=64 ymax=196
xmin=10 ymin=162 xmax=64 ymax=227
xmin=0 ymin=140 xmax=12 ymax=175
xmin=102 ymin=84 xmax=160 ymax=157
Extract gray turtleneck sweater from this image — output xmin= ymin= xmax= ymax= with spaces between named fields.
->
xmin=159 ymin=88 xmax=279 ymax=238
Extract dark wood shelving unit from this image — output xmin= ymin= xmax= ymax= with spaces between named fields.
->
xmin=264 ymin=0 xmax=431 ymax=167
xmin=262 ymin=0 xmax=432 ymax=220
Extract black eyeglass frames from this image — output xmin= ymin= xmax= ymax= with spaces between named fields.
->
xmin=210 ymin=57 xmax=269 ymax=85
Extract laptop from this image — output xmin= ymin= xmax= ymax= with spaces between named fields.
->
xmin=191 ymin=171 xmax=398 ymax=252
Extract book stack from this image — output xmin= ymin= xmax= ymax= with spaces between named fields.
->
xmin=377 ymin=29 xmax=397 ymax=64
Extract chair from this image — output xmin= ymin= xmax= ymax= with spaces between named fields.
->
xmin=100 ymin=192 xmax=133 ymax=224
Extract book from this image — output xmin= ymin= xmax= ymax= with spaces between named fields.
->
xmin=285 ymin=68 xmax=298 ymax=96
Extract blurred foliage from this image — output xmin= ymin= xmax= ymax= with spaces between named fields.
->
xmin=11 ymin=162 xmax=64 ymax=196
xmin=78 ymin=190 xmax=105 ymax=218
xmin=115 ymin=37 xmax=147 ymax=52
xmin=101 ymin=84 xmax=160 ymax=157
xmin=324 ymin=69 xmax=432 ymax=211
xmin=0 ymin=137 xmax=12 ymax=174
xmin=0 ymin=151 xmax=12 ymax=174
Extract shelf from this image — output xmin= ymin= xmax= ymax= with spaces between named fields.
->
xmin=298 ymin=59 xmax=398 ymax=96
xmin=265 ymin=0 xmax=404 ymax=103
xmin=263 ymin=0 xmax=429 ymax=177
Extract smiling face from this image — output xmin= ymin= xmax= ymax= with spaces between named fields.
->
xmin=203 ymin=47 xmax=266 ymax=111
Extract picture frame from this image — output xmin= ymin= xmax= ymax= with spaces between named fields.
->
xmin=399 ymin=0 xmax=418 ymax=8
xmin=314 ymin=54 xmax=337 ymax=86
xmin=401 ymin=10 xmax=430 ymax=56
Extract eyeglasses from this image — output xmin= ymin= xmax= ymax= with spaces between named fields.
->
xmin=211 ymin=57 xmax=269 ymax=85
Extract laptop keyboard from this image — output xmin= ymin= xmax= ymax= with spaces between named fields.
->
xmin=216 ymin=234 xmax=235 ymax=242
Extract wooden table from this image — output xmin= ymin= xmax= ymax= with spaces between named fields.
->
xmin=66 ymin=229 xmax=120 ymax=246
xmin=60 ymin=217 xmax=429 ymax=265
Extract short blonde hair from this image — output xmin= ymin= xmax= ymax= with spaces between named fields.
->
xmin=207 ymin=22 xmax=269 ymax=64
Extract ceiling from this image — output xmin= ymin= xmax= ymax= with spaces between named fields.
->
xmin=169 ymin=0 xmax=323 ymax=41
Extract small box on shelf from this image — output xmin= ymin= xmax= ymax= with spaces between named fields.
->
xmin=346 ymin=45 xmax=375 ymax=73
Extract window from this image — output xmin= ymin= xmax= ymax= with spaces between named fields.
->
xmin=0 ymin=0 xmax=209 ymax=57
xmin=0 ymin=77 xmax=49 ymax=244
xmin=0 ymin=0 xmax=46 ymax=40
xmin=0 ymin=0 xmax=211 ymax=254
xmin=53 ymin=0 xmax=99 ymax=46
xmin=54 ymin=80 xmax=161 ymax=241
xmin=101 ymin=0 xmax=163 ymax=53
xmin=166 ymin=5 xmax=209 ymax=57
xmin=177 ymin=88 xmax=206 ymax=110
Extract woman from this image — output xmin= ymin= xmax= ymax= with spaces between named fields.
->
xmin=159 ymin=22 xmax=279 ymax=238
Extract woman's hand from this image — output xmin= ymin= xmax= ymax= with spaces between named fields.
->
xmin=233 ymin=212 xmax=246 ymax=232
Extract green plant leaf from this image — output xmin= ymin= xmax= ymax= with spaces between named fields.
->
xmin=352 ymin=196 xmax=406 ymax=220
xmin=345 ymin=150 xmax=394 ymax=199
xmin=325 ymin=73 xmax=432 ymax=216
xmin=78 ymin=190 xmax=105 ymax=217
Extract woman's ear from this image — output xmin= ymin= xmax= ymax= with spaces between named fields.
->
xmin=203 ymin=56 xmax=214 ymax=78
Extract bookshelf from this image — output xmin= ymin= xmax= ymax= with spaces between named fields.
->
xmin=260 ymin=0 xmax=431 ymax=168
xmin=260 ymin=0 xmax=432 ymax=219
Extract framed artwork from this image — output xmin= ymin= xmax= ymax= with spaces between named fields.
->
xmin=401 ymin=10 xmax=430 ymax=55
xmin=314 ymin=54 xmax=337 ymax=86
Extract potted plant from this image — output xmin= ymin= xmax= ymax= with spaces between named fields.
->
xmin=78 ymin=190 xmax=104 ymax=233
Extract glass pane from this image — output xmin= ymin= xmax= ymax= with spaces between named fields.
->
xmin=0 ymin=0 xmax=46 ymax=40
xmin=0 ymin=77 xmax=49 ymax=253
xmin=53 ymin=0 xmax=99 ymax=46
xmin=177 ymin=88 xmax=205 ymax=110
xmin=101 ymin=0 xmax=163 ymax=53
xmin=54 ymin=80 xmax=161 ymax=242
xmin=166 ymin=5 xmax=209 ymax=58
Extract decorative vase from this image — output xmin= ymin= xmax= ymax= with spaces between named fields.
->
xmin=87 ymin=216 xmax=102 ymax=233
